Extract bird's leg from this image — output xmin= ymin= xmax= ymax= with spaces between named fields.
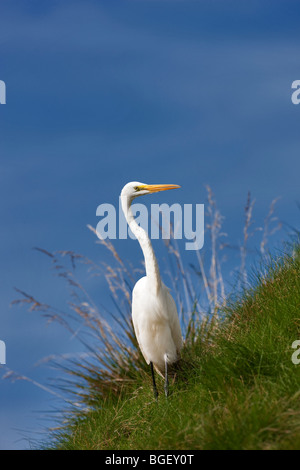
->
xmin=150 ymin=362 xmax=158 ymax=400
xmin=164 ymin=356 xmax=169 ymax=398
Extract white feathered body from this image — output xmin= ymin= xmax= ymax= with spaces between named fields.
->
xmin=132 ymin=276 xmax=183 ymax=376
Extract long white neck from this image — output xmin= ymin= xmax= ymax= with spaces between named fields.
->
xmin=121 ymin=195 xmax=161 ymax=293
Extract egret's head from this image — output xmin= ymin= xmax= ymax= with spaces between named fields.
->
xmin=120 ymin=181 xmax=181 ymax=201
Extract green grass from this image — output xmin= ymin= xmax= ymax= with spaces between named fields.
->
xmin=47 ymin=246 xmax=300 ymax=450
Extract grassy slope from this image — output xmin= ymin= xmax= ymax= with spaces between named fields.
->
xmin=50 ymin=248 xmax=300 ymax=450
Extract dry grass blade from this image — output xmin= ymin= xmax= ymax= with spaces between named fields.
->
xmin=260 ymin=197 xmax=282 ymax=256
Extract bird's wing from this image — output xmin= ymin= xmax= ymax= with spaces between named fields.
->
xmin=131 ymin=313 xmax=150 ymax=365
xmin=132 ymin=278 xmax=151 ymax=365
xmin=165 ymin=286 xmax=183 ymax=355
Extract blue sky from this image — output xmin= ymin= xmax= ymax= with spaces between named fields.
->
xmin=0 ymin=0 xmax=300 ymax=449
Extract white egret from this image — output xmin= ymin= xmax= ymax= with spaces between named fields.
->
xmin=120 ymin=182 xmax=183 ymax=398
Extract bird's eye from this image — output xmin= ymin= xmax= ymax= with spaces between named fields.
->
xmin=134 ymin=186 xmax=141 ymax=191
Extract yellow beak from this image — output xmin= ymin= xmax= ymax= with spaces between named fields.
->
xmin=141 ymin=184 xmax=181 ymax=193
